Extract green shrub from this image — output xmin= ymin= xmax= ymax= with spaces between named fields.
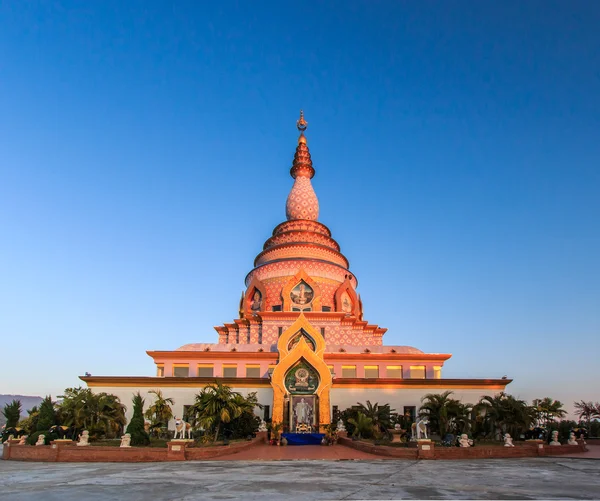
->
xmin=126 ymin=393 xmax=150 ymax=446
xmin=37 ymin=396 xmax=56 ymax=432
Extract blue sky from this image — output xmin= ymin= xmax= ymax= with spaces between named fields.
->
xmin=1 ymin=1 xmax=598 ymax=415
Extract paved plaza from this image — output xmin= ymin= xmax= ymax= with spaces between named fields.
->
xmin=1 ymin=450 xmax=599 ymax=500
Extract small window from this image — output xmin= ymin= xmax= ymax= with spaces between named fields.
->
xmin=198 ymin=365 xmax=213 ymax=377
xmin=341 ymin=365 xmax=357 ymax=378
xmin=364 ymin=366 xmax=379 ymax=378
xmin=387 ymin=366 xmax=403 ymax=378
xmin=278 ymin=327 xmax=283 ymax=337
xmin=156 ymin=365 xmax=164 ymax=377
xmin=223 ymin=366 xmax=237 ymax=377
xmin=320 ymin=327 xmax=326 ymax=339
xmin=173 ymin=366 xmax=189 ymax=377
xmin=263 ymin=405 xmax=270 ymax=420
xmin=433 ymin=366 xmax=442 ymax=379
xmin=272 ymin=305 xmax=282 ymax=312
xmin=322 ymin=306 xmax=331 ymax=312
xmin=410 ymin=366 xmax=426 ymax=379
xmin=404 ymin=406 xmax=416 ymax=422
xmin=246 ymin=365 xmax=261 ymax=377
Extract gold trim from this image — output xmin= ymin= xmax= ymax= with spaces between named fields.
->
xmin=270 ymin=313 xmax=332 ymax=429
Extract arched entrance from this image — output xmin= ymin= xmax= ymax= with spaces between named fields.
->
xmin=283 ymin=359 xmax=320 ymax=432
xmin=270 ymin=314 xmax=332 ymax=432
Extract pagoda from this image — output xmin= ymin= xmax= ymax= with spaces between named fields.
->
xmin=82 ymin=112 xmax=511 ymax=432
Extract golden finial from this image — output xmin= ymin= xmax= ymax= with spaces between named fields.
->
xmin=297 ymin=110 xmax=307 ymax=132
xmin=297 ymin=110 xmax=308 ymax=144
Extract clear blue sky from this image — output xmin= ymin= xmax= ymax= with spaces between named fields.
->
xmin=1 ymin=1 xmax=598 ymax=415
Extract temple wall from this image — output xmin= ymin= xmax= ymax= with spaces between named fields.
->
xmin=89 ymin=386 xmax=273 ymax=429
xmin=330 ymin=388 xmax=504 ymax=413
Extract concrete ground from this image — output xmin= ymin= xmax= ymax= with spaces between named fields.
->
xmin=1 ymin=453 xmax=600 ymax=500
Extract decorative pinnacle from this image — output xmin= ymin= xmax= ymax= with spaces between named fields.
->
xmin=297 ymin=110 xmax=308 ymax=132
xmin=297 ymin=110 xmax=308 ymax=144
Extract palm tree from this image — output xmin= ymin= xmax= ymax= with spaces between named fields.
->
xmin=357 ymin=400 xmax=394 ymax=434
xmin=532 ymin=398 xmax=567 ymax=428
xmin=347 ymin=412 xmax=373 ymax=440
xmin=56 ymin=387 xmax=126 ymax=439
xmin=190 ymin=382 xmax=246 ymax=442
xmin=144 ymin=390 xmax=174 ymax=437
xmin=419 ymin=391 xmax=456 ymax=437
xmin=451 ymin=402 xmax=473 ymax=435
xmin=574 ymin=401 xmax=600 ymax=437
xmin=476 ymin=393 xmax=533 ymax=440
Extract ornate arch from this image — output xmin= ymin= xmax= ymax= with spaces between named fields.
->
xmin=281 ymin=268 xmax=322 ymax=312
xmin=334 ymin=278 xmax=360 ymax=316
xmin=244 ymin=276 xmax=268 ymax=315
xmin=271 ymin=314 xmax=331 ymax=429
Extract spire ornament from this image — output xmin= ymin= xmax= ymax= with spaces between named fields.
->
xmin=297 ymin=110 xmax=308 ymax=144
xmin=286 ymin=110 xmax=319 ymax=221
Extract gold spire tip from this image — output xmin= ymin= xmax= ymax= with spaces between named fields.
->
xmin=296 ymin=110 xmax=307 ymax=132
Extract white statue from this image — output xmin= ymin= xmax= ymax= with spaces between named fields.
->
xmin=35 ymin=434 xmax=46 ymax=446
xmin=77 ymin=430 xmax=90 ymax=446
xmin=412 ymin=418 xmax=429 ymax=439
xmin=458 ymin=434 xmax=473 ymax=447
xmin=258 ymin=420 xmax=268 ymax=432
xmin=549 ymin=430 xmax=560 ymax=446
xmin=504 ymin=433 xmax=515 ymax=447
xmin=174 ymin=418 xmax=191 ymax=439
xmin=294 ymin=398 xmax=310 ymax=425
xmin=120 ymin=433 xmax=131 ymax=448
xmin=336 ymin=419 xmax=346 ymax=432
xmin=17 ymin=435 xmax=27 ymax=445
xmin=567 ymin=432 xmax=578 ymax=445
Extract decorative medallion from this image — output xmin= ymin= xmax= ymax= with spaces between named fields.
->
xmin=285 ymin=360 xmax=319 ymax=394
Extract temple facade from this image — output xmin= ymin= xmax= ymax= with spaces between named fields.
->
xmin=82 ymin=112 xmax=510 ymax=431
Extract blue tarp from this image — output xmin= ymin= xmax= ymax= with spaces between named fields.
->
xmin=282 ymin=433 xmax=325 ymax=445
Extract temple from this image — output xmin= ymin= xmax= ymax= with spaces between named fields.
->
xmin=81 ymin=112 xmax=511 ymax=432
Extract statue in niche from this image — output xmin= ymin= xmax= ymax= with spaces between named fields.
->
xmin=250 ymin=291 xmax=262 ymax=313
xmin=341 ymin=291 xmax=352 ymax=313
xmin=295 ymin=398 xmax=311 ymax=425
xmin=291 ymin=282 xmax=313 ymax=306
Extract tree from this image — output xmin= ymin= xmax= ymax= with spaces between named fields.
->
xmin=2 ymin=399 xmax=22 ymax=428
xmin=347 ymin=412 xmax=373 ymax=440
xmin=18 ymin=406 xmax=40 ymax=434
xmin=37 ymin=396 xmax=57 ymax=431
xmin=532 ymin=398 xmax=567 ymax=428
xmin=475 ymin=393 xmax=533 ymax=439
xmin=144 ymin=390 xmax=174 ymax=437
xmin=56 ymin=387 xmax=126 ymax=438
xmin=126 ymin=392 xmax=150 ymax=446
xmin=190 ymin=382 xmax=246 ymax=442
xmin=419 ymin=391 xmax=456 ymax=437
xmin=574 ymin=401 xmax=600 ymax=437
xmin=356 ymin=400 xmax=394 ymax=434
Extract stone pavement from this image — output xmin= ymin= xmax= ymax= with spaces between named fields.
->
xmin=2 ymin=454 xmax=600 ymax=500
xmin=559 ymin=444 xmax=600 ymax=459
xmin=214 ymin=443 xmax=384 ymax=460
